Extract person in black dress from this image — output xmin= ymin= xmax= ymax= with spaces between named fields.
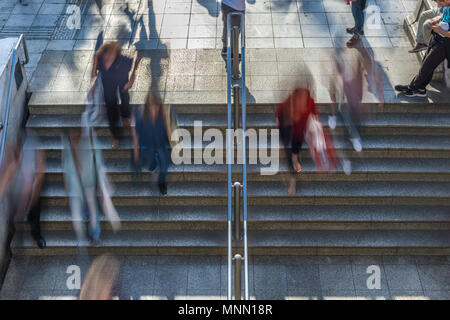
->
xmin=91 ymin=42 xmax=141 ymax=149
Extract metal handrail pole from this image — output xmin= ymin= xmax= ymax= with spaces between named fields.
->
xmin=240 ymin=14 xmax=249 ymax=301
xmin=233 ymin=254 xmax=242 ymax=300
xmin=232 ymin=25 xmax=240 ymax=79
xmin=233 ymin=182 xmax=241 ymax=240
xmin=227 ymin=12 xmax=247 ymax=301
xmin=233 ymin=84 xmax=240 ymax=131
xmin=226 ymin=12 xmax=233 ymax=301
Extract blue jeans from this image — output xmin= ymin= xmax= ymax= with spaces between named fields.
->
xmin=142 ymin=147 xmax=169 ymax=184
xmin=70 ymin=195 xmax=101 ymax=242
xmin=351 ymin=0 xmax=365 ymax=34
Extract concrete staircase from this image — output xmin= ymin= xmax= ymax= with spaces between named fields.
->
xmin=11 ymin=92 xmax=450 ymax=256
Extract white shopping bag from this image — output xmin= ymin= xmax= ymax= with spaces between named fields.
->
xmin=84 ymin=75 xmax=106 ymax=127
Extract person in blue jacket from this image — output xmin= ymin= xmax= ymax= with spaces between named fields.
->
xmin=131 ymin=92 xmax=170 ymax=195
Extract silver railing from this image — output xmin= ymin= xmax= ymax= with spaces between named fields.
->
xmin=226 ymin=11 xmax=248 ymax=301
xmin=0 ymin=34 xmax=29 ymax=164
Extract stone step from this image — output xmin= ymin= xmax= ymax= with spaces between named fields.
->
xmin=32 ymin=135 xmax=450 ymax=159
xmin=11 ymin=229 xmax=450 ymax=256
xmin=28 ymin=103 xmax=276 ymax=115
xmin=26 ymin=113 xmax=450 ymax=136
xmin=27 ymin=92 xmax=450 ymax=115
xmin=38 ymin=181 xmax=450 ymax=206
xmin=28 ymin=103 xmax=450 ymax=116
xmin=40 ymin=157 xmax=450 ymax=182
xmin=17 ymin=205 xmax=450 ymax=231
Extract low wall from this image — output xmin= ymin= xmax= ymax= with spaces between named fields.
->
xmin=0 ymin=37 xmax=29 ymax=287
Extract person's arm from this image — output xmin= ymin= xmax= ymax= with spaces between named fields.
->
xmin=431 ymin=15 xmax=443 ymax=25
xmin=432 ymin=24 xmax=450 ymax=38
xmin=124 ymin=53 xmax=143 ymax=90
xmin=91 ymin=50 xmax=100 ymax=79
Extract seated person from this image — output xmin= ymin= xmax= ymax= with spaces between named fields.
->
xmin=395 ymin=0 xmax=450 ymax=97
xmin=410 ymin=0 xmax=445 ymax=53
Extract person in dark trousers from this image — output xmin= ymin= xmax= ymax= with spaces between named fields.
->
xmin=221 ymin=0 xmax=246 ymax=57
xmin=131 ymin=92 xmax=170 ymax=195
xmin=395 ymin=2 xmax=450 ymax=97
xmin=276 ymin=86 xmax=319 ymax=196
xmin=91 ymin=42 xmax=141 ymax=149
xmin=346 ymin=0 xmax=366 ymax=47
xmin=0 ymin=134 xmax=46 ymax=249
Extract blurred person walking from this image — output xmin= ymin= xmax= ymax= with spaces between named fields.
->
xmin=131 ymin=92 xmax=170 ymax=196
xmin=63 ymin=129 xmax=101 ymax=246
xmin=62 ymin=93 xmax=121 ymax=246
xmin=79 ymin=254 xmax=119 ymax=300
xmin=329 ymin=48 xmax=364 ymax=154
xmin=276 ymin=85 xmax=319 ymax=195
xmin=0 ymin=133 xmax=46 ymax=249
xmin=355 ymin=45 xmax=384 ymax=111
xmin=91 ymin=42 xmax=141 ymax=149
xmin=346 ymin=0 xmax=366 ymax=47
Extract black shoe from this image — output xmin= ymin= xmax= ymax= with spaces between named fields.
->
xmin=403 ymin=88 xmax=427 ymax=98
xmin=408 ymin=43 xmax=428 ymax=53
xmin=159 ymin=182 xmax=167 ymax=195
xmin=91 ymin=238 xmax=102 ymax=247
xmin=35 ymin=236 xmax=46 ymax=249
xmin=394 ymin=84 xmax=410 ymax=92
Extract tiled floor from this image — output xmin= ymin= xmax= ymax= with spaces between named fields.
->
xmin=1 ymin=255 xmax=449 ymax=300
xmin=0 ymin=0 xmax=417 ymax=49
xmin=0 ymin=0 xmax=419 ymax=79
xmin=29 ymin=46 xmax=450 ymax=106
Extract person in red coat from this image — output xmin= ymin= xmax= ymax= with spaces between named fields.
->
xmin=276 ymin=87 xmax=319 ymax=174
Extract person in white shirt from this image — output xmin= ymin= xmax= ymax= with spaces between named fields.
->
xmin=221 ymin=0 xmax=246 ymax=56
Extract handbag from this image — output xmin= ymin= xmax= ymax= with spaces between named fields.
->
xmin=305 ymin=115 xmax=337 ymax=172
xmin=84 ymin=74 xmax=106 ymax=127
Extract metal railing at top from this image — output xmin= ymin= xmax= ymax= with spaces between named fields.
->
xmin=226 ymin=11 xmax=248 ymax=301
xmin=0 ymin=34 xmax=29 ymax=164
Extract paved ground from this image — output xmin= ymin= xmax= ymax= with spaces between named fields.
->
xmin=1 ymin=0 xmax=422 ymax=82
xmin=1 ymin=255 xmax=449 ymax=300
xmin=1 ymin=0 xmax=416 ymax=50
xmin=26 ymin=46 xmax=450 ymax=105
xmin=4 ymin=0 xmax=449 ymax=104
